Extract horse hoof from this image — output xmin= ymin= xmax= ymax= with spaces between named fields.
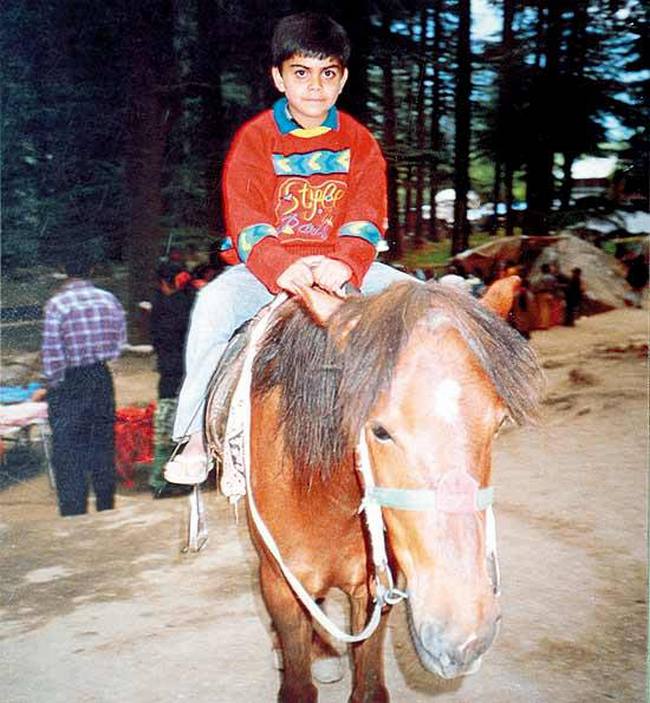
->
xmin=312 ymin=655 xmax=344 ymax=684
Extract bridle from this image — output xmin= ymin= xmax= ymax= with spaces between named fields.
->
xmin=356 ymin=429 xmax=501 ymax=610
xmin=237 ymin=294 xmax=501 ymax=644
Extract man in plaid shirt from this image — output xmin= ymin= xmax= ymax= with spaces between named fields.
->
xmin=42 ymin=254 xmax=126 ymax=516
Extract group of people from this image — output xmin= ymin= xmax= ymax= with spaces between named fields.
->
xmin=503 ymin=261 xmax=585 ymax=337
xmin=446 ymin=259 xmax=586 ymax=339
xmin=530 ymin=263 xmax=585 ymax=329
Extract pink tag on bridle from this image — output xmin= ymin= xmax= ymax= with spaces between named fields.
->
xmin=436 ymin=469 xmax=480 ymax=514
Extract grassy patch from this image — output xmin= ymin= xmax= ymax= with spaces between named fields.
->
xmin=394 ymin=233 xmax=496 ymax=270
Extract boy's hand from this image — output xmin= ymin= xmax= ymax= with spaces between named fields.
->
xmin=276 ymin=260 xmax=315 ymax=295
xmin=312 ymin=259 xmax=352 ymax=296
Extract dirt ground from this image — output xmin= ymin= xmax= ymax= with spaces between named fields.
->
xmin=0 ymin=305 xmax=647 ymax=703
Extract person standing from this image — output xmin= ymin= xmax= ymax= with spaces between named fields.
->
xmin=624 ymin=252 xmax=649 ymax=308
xmin=42 ymin=254 xmax=126 ymax=517
xmin=563 ymin=267 xmax=584 ymax=326
xmin=149 ymin=262 xmax=193 ymax=498
xmin=531 ymin=263 xmax=558 ymax=330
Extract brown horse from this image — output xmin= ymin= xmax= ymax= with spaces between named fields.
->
xmin=208 ymin=277 xmax=543 ymax=702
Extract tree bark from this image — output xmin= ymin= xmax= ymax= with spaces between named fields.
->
xmin=500 ymin=0 xmax=517 ymax=237
xmin=524 ymin=1 xmax=561 ymax=234
xmin=491 ymin=159 xmax=501 ymax=236
xmin=338 ymin=1 xmax=371 ymax=122
xmin=559 ymin=2 xmax=588 ymax=210
xmin=427 ymin=0 xmax=444 ymax=242
xmin=560 ymin=153 xmax=575 ymax=210
xmin=197 ymin=0 xmax=224 ymax=238
xmin=380 ymin=9 xmax=402 ymax=258
xmin=451 ymin=0 xmax=472 ymax=256
xmin=414 ymin=4 xmax=429 ymax=244
xmin=504 ymin=160 xmax=515 ymax=236
xmin=123 ymin=0 xmax=174 ymax=341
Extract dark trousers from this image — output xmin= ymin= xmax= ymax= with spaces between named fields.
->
xmin=48 ymin=362 xmax=116 ymax=517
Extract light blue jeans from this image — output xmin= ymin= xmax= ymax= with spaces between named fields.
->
xmin=172 ymin=262 xmax=416 ymax=440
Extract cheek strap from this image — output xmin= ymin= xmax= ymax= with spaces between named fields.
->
xmin=358 ymin=448 xmax=501 ymax=597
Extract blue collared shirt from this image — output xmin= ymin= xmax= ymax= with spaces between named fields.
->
xmin=272 ymin=97 xmax=339 ymax=135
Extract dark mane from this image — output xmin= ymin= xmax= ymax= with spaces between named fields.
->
xmin=252 ymin=281 xmax=544 ymax=482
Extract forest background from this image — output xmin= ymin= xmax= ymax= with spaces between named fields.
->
xmin=2 ymin=0 xmax=648 ymax=327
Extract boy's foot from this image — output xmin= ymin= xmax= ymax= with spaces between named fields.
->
xmin=164 ymin=453 xmax=211 ymax=485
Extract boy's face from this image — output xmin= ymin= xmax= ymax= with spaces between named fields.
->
xmin=272 ymin=55 xmax=348 ymax=129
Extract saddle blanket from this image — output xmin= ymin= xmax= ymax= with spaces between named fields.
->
xmin=209 ymin=294 xmax=288 ymax=505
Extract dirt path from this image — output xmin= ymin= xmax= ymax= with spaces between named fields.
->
xmin=1 ymin=307 xmax=647 ymax=702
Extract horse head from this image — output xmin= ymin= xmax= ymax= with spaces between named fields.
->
xmin=298 ymin=276 xmax=542 ymax=679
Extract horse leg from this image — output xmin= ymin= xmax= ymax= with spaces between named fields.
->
xmin=311 ymin=607 xmax=344 ymax=684
xmin=349 ymin=591 xmax=390 ymax=703
xmin=259 ymin=559 xmax=317 ymax=703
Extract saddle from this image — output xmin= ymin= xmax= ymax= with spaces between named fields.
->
xmin=204 ymin=299 xmax=284 ymax=501
xmin=204 ymin=321 xmax=252 ymax=462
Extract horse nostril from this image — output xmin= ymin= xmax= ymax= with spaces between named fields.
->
xmin=419 ymin=622 xmax=444 ymax=657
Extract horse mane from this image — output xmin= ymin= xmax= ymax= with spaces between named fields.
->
xmin=252 ymin=281 xmax=544 ymax=482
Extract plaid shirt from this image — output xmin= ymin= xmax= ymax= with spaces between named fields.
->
xmin=42 ymin=280 xmax=127 ymax=386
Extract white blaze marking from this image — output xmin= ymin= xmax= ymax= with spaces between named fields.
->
xmin=433 ymin=378 xmax=461 ymax=422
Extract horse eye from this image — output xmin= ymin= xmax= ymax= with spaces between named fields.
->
xmin=371 ymin=423 xmax=393 ymax=442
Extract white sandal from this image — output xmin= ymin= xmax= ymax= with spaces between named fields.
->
xmin=164 ymin=454 xmax=210 ymax=485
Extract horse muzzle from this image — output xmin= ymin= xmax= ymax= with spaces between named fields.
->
xmin=411 ymin=615 xmax=501 ymax=679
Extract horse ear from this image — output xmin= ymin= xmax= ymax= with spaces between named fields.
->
xmin=480 ymin=275 xmax=520 ymax=319
xmin=296 ymin=285 xmax=345 ymax=326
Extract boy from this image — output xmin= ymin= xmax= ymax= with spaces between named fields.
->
xmin=165 ymin=12 xmax=413 ymax=484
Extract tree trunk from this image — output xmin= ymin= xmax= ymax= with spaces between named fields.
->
xmin=123 ymin=0 xmax=174 ymax=341
xmin=491 ymin=159 xmax=501 ymax=236
xmin=197 ymin=0 xmax=224 ymax=238
xmin=380 ymin=9 xmax=402 ymax=258
xmin=404 ymin=164 xmax=415 ymax=241
xmin=504 ymin=161 xmax=515 ymax=237
xmin=338 ymin=1 xmax=371 ymax=122
xmin=427 ymin=0 xmax=444 ymax=242
xmin=451 ymin=0 xmax=471 ymax=256
xmin=560 ymin=153 xmax=575 ymax=209
xmin=500 ymin=0 xmax=517 ymax=238
xmin=414 ymin=4 xmax=429 ymax=244
xmin=524 ymin=1 xmax=561 ymax=234
xmin=559 ymin=3 xmax=588 ymax=211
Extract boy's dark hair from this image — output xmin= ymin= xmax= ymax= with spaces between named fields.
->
xmin=271 ymin=12 xmax=350 ymax=68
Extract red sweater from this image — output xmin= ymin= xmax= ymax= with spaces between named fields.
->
xmin=221 ymin=98 xmax=387 ymax=293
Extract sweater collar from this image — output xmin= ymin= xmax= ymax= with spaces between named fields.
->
xmin=272 ymin=97 xmax=338 ymax=138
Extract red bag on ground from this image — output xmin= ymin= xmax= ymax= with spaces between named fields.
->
xmin=114 ymin=403 xmax=155 ymax=487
